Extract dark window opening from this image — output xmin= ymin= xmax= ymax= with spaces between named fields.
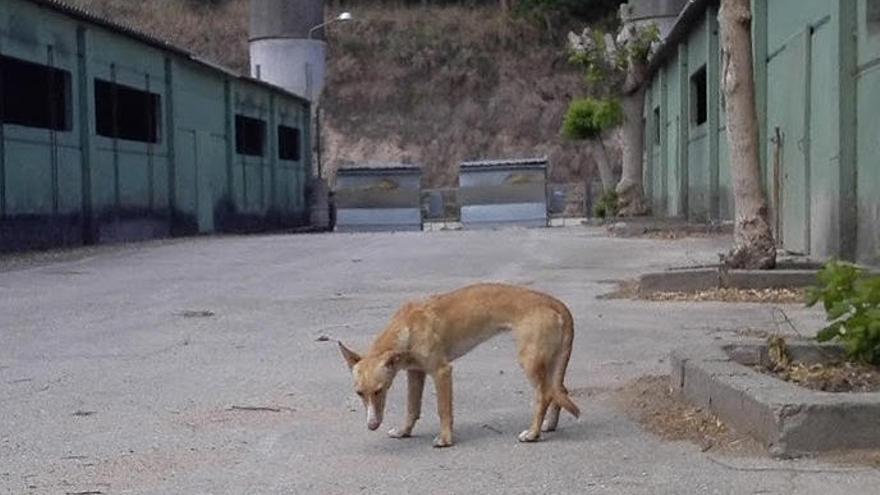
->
xmin=691 ymin=66 xmax=708 ymax=127
xmin=1 ymin=55 xmax=71 ymax=131
xmin=653 ymin=106 xmax=661 ymax=145
xmin=278 ymin=125 xmax=301 ymax=161
xmin=870 ymin=0 xmax=880 ymax=21
xmin=235 ymin=115 xmax=266 ymax=156
xmin=869 ymin=0 xmax=880 ymax=31
xmin=95 ymin=79 xmax=160 ymax=142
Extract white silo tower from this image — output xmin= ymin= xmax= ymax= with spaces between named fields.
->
xmin=249 ymin=0 xmax=328 ymax=102
xmin=622 ymin=0 xmax=688 ymax=37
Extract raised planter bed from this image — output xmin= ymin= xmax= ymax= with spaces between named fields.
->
xmin=671 ymin=341 xmax=880 ymax=457
xmin=605 ymin=218 xmax=733 ymax=238
xmin=638 ymin=268 xmax=820 ymax=296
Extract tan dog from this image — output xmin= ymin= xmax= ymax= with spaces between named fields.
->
xmin=338 ymin=283 xmax=580 ymax=447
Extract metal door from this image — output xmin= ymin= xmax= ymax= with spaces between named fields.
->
xmin=767 ymin=29 xmax=810 ymax=253
xmin=175 ymin=129 xmax=216 ymax=233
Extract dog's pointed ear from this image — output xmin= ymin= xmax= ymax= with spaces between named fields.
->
xmin=338 ymin=342 xmax=362 ymax=369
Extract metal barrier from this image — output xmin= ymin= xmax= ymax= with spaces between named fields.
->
xmin=334 ymin=166 xmax=422 ymax=232
xmin=459 ymin=158 xmax=548 ymax=229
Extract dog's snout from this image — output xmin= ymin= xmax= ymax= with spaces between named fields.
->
xmin=366 ymin=405 xmax=382 ymax=430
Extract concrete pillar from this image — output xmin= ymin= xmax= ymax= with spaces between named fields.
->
xmin=837 ymin=0 xmax=858 ymax=261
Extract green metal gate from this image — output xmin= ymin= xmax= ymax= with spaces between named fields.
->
xmin=767 ymin=28 xmax=810 ymax=254
xmin=766 ymin=14 xmax=834 ymax=256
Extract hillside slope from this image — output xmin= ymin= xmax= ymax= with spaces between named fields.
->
xmin=323 ymin=5 xmax=606 ymax=187
xmin=66 ymin=1 xmax=609 ymax=187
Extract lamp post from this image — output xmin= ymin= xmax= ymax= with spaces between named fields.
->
xmin=306 ymin=12 xmax=352 ymax=180
xmin=308 ymin=12 xmax=352 ymax=39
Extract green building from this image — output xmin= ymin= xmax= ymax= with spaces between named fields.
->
xmin=642 ymin=0 xmax=878 ymax=266
xmin=0 ymin=0 xmax=312 ymax=251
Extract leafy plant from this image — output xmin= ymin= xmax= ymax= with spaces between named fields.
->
xmin=566 ymin=22 xmax=659 ymax=93
xmin=562 ymin=97 xmax=622 ymax=140
xmin=592 ymin=189 xmax=618 ymax=218
xmin=807 ymin=261 xmax=880 ymax=364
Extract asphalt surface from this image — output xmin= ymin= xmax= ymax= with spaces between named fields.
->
xmin=1 ymin=227 xmax=878 ymax=494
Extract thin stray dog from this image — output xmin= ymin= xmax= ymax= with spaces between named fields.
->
xmin=338 ymin=283 xmax=580 ymax=447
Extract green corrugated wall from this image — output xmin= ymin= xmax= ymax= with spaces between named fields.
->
xmin=642 ymin=0 xmax=876 ymax=265
xmin=0 ymin=0 xmax=311 ymax=251
xmin=856 ymin=0 xmax=880 ymax=266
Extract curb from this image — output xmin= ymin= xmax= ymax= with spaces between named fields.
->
xmin=549 ymin=217 xmax=588 ymax=227
xmin=422 ymin=221 xmax=463 ymax=232
xmin=671 ymin=342 xmax=880 ymax=457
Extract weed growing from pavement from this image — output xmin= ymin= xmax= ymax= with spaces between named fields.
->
xmin=808 ymin=261 xmax=880 ymax=364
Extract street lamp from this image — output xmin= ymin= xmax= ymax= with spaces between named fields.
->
xmin=305 ymin=12 xmax=353 ymax=181
xmin=308 ymin=12 xmax=353 ymax=39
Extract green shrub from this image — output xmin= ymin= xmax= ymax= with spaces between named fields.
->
xmin=592 ymin=189 xmax=618 ymax=218
xmin=807 ymin=261 xmax=880 ymax=364
xmin=562 ymin=97 xmax=622 ymax=140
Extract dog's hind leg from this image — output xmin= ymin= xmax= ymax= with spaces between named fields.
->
xmin=518 ymin=358 xmax=553 ymax=443
xmin=542 ymin=308 xmax=578 ymax=432
xmin=541 ymin=378 xmax=563 ymax=432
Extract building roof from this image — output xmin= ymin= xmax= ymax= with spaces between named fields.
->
xmin=644 ymin=0 xmax=718 ymax=82
xmin=24 ymin=0 xmax=310 ymax=105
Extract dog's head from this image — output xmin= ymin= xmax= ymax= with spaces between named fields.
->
xmin=339 ymin=342 xmax=400 ymax=431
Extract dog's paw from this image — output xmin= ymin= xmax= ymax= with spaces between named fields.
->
xmin=387 ymin=428 xmax=411 ymax=439
xmin=517 ymin=430 xmax=540 ymax=443
xmin=432 ymin=435 xmax=453 ymax=448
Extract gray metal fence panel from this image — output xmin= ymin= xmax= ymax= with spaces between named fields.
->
xmin=334 ymin=167 xmax=422 ymax=232
xmin=458 ymin=159 xmax=547 ymax=229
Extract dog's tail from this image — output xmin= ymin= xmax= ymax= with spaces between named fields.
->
xmin=552 ymin=305 xmax=580 ymax=418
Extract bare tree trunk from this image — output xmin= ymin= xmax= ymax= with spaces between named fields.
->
xmin=593 ymin=136 xmax=615 ymax=193
xmin=719 ymin=0 xmax=776 ymax=269
xmin=615 ymin=61 xmax=648 ymax=216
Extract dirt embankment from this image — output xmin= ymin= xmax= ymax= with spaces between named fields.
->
xmin=67 ymin=1 xmax=612 ymax=187
xmin=323 ymin=5 xmax=610 ymax=187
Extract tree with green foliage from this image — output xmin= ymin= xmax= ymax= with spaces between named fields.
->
xmin=561 ymin=97 xmax=621 ymax=192
xmin=566 ymin=5 xmax=658 ymax=216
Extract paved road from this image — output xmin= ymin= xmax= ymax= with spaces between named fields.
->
xmin=1 ymin=228 xmax=877 ymax=494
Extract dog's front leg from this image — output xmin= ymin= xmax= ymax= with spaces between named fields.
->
xmin=432 ymin=364 xmax=454 ymax=448
xmin=388 ymin=370 xmax=425 ymax=438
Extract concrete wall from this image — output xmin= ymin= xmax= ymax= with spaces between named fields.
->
xmin=685 ymin=17 xmax=709 ymax=222
xmin=644 ymin=4 xmax=731 ymax=224
xmin=641 ymin=0 xmax=876 ymax=265
xmin=1 ymin=2 xmax=85 ymax=248
xmin=856 ymin=0 xmax=880 ymax=266
xmin=0 ymin=0 xmax=311 ymax=251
